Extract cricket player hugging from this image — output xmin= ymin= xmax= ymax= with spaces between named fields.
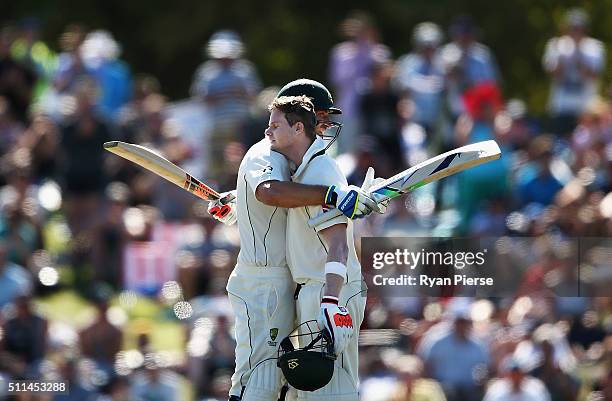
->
xmin=268 ymin=96 xmax=367 ymax=401
xmin=208 ymin=80 xmax=382 ymax=401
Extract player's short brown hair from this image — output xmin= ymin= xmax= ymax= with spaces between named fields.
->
xmin=268 ymin=96 xmax=317 ymax=140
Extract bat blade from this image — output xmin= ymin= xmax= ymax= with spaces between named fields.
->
xmin=104 ymin=141 xmax=220 ymax=201
xmin=370 ymin=140 xmax=501 ymax=201
xmin=308 ymin=140 xmax=501 ymax=227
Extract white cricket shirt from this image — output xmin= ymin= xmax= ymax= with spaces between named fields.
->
xmin=236 ymin=139 xmax=290 ymax=267
xmin=286 ymin=138 xmax=361 ymax=283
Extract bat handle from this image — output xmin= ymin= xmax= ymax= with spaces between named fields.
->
xmin=307 ymin=208 xmax=343 ymax=228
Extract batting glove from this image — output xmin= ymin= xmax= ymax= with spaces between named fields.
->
xmin=317 ymin=296 xmax=354 ymax=356
xmin=360 ymin=167 xmax=390 ymax=214
xmin=208 ymin=190 xmax=237 ymax=225
xmin=325 ymin=184 xmax=379 ymax=219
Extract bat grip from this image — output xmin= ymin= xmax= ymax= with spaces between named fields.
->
xmin=307 ymin=208 xmax=343 ymax=228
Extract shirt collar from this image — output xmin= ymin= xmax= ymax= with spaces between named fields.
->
xmin=292 ymin=137 xmax=327 ymax=179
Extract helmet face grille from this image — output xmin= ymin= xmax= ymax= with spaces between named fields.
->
xmin=277 ymin=320 xmax=336 ymax=391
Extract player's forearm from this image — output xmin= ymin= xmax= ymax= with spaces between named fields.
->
xmin=255 ymin=181 xmax=327 ymax=208
xmin=320 ymin=224 xmax=349 ymax=298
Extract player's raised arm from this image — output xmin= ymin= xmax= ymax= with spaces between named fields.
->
xmin=316 ymin=222 xmax=353 ymax=355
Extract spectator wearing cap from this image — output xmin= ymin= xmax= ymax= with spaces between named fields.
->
xmin=439 ymin=15 xmax=500 ymax=121
xmin=418 ymin=303 xmax=490 ymax=401
xmin=543 ymin=8 xmax=606 ymax=136
xmin=482 ymin=359 xmax=550 ymax=401
xmin=191 ymin=30 xmax=261 ymax=187
xmin=329 ymin=10 xmax=391 ymax=153
xmin=80 ymin=30 xmax=132 ymax=121
xmin=394 ymin=22 xmax=446 ymax=136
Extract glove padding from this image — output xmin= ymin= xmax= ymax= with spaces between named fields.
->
xmin=360 ymin=167 xmax=390 ymax=215
xmin=208 ymin=190 xmax=237 ymax=225
xmin=325 ymin=184 xmax=379 ymax=219
xmin=317 ymin=297 xmax=354 ymax=356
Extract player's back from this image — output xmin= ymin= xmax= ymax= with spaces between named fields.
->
xmin=236 ymin=138 xmax=289 ymax=268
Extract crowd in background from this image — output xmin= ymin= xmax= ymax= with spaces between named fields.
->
xmin=0 ymin=8 xmax=610 ymax=401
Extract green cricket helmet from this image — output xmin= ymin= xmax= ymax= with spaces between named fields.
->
xmin=277 ymin=79 xmax=342 ymax=148
xmin=277 ymin=320 xmax=336 ymax=391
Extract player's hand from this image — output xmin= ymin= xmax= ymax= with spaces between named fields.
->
xmin=317 ymin=296 xmax=353 ymax=356
xmin=360 ymin=167 xmax=390 ymax=214
xmin=208 ymin=190 xmax=237 ymax=225
xmin=325 ymin=184 xmax=379 ymax=219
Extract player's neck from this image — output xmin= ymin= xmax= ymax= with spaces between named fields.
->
xmin=283 ymin=138 xmax=312 ymax=167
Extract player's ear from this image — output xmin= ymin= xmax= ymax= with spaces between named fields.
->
xmin=293 ymin=122 xmax=304 ymax=135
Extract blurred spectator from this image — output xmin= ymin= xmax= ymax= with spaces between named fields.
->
xmin=359 ymin=61 xmax=404 ymax=166
xmin=0 ymin=162 xmax=44 ymax=267
xmin=118 ymin=74 xmax=165 ymax=143
xmin=543 ymin=8 xmax=606 ymax=136
xmin=131 ymin=363 xmax=178 ymax=401
xmin=58 ymin=77 xmax=111 ymax=233
xmin=80 ymin=30 xmax=132 ymax=121
xmin=418 ymin=304 xmax=490 ymax=401
xmin=53 ymin=23 xmax=89 ymax=94
xmin=0 ymin=27 xmax=37 ymax=123
xmin=79 ymin=293 xmax=122 ymax=372
xmin=240 ymin=86 xmax=279 ymax=149
xmin=203 ymin=315 xmax=235 ymax=382
xmin=91 ymin=182 xmax=129 ymax=288
xmin=52 ymin=357 xmax=100 ymax=401
xmin=440 ymin=15 xmax=499 ymax=121
xmin=0 ymin=96 xmax=25 ymax=155
xmin=329 ymin=10 xmax=391 ymax=153
xmin=16 ymin=111 xmax=60 ymax=180
xmin=495 ymin=99 xmax=540 ymax=150
xmin=530 ymin=339 xmax=579 ymax=401
xmin=0 ymin=295 xmax=47 ymax=377
xmin=482 ymin=359 xmax=550 ymax=401
xmin=38 ymin=23 xmax=90 ymax=122
xmin=398 ymin=97 xmax=430 ymax=169
xmin=571 ymin=98 xmax=611 ymax=169
xmin=394 ymin=22 xmax=445 ymax=135
xmin=98 ymin=376 xmax=131 ymax=401
xmin=191 ymin=30 xmax=260 ymax=187
xmin=454 ymin=82 xmax=510 ymax=233
xmin=516 ymin=135 xmax=564 ymax=207
xmin=390 ymin=354 xmax=447 ymax=401
xmin=10 ymin=18 xmax=57 ymax=102
xmin=0 ymin=241 xmax=32 ymax=307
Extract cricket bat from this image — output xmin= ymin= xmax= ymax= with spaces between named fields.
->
xmin=103 ymin=141 xmax=221 ymax=201
xmin=308 ymin=140 xmax=502 ymax=227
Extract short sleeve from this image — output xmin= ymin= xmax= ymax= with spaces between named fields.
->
xmin=245 ymin=151 xmax=289 ymax=191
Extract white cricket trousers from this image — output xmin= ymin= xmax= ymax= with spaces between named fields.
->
xmin=226 ymin=264 xmax=296 ymax=400
xmin=294 ymin=279 xmax=367 ymax=401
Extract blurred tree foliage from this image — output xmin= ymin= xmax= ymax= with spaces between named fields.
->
xmin=4 ymin=0 xmax=611 ymax=115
